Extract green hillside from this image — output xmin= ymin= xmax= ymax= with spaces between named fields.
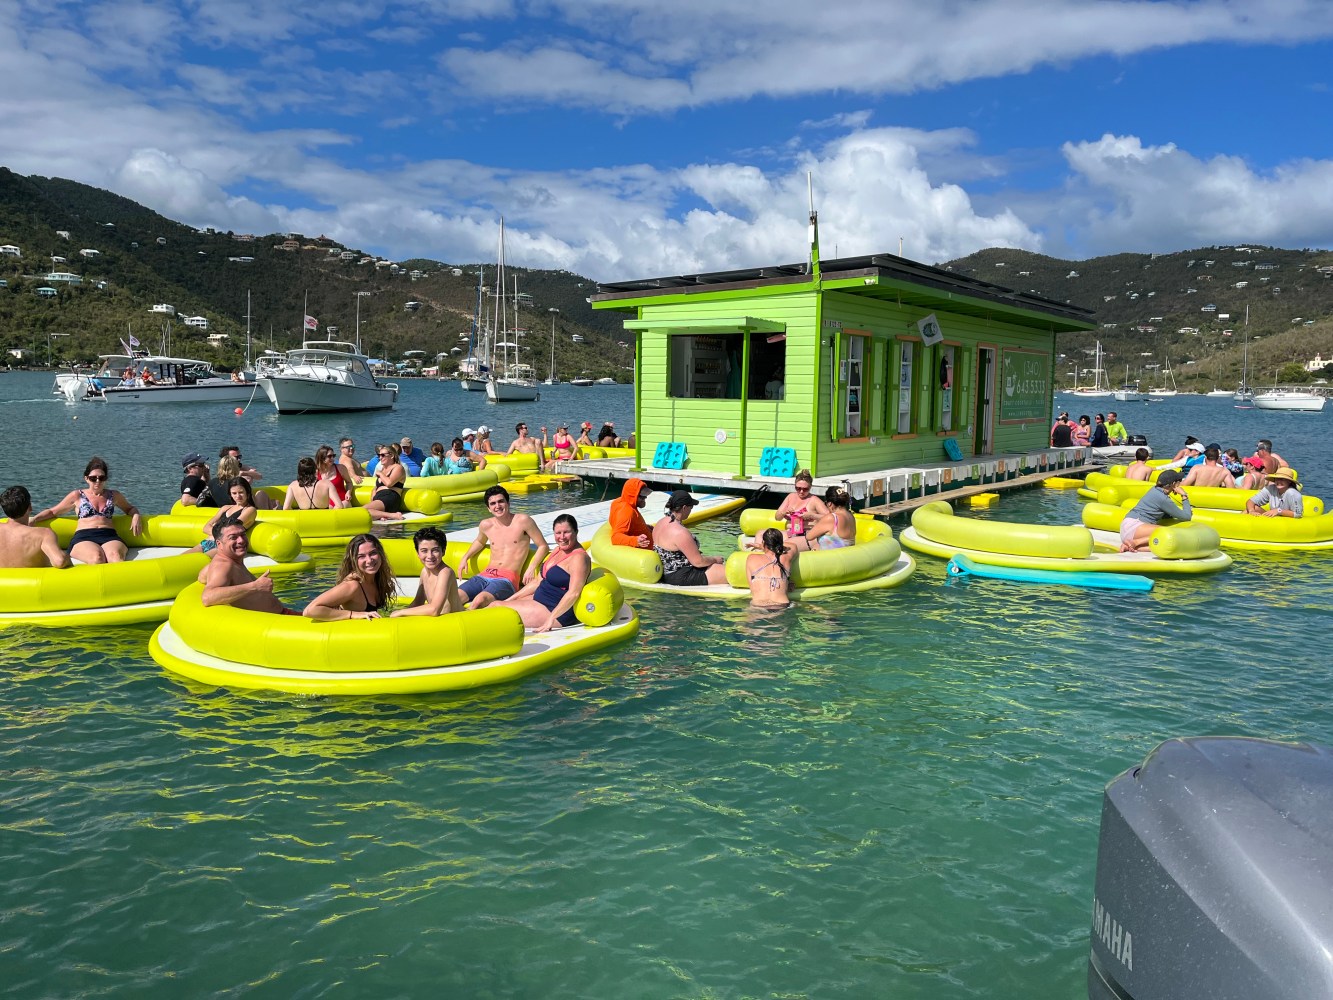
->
xmin=943 ymin=246 xmax=1333 ymax=388
xmin=0 ymin=168 xmax=632 ymax=380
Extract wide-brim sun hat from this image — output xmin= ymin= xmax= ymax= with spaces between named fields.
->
xmin=1269 ymin=466 xmax=1299 ymax=484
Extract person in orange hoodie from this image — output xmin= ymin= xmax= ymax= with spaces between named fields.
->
xmin=610 ymin=478 xmax=653 ymax=548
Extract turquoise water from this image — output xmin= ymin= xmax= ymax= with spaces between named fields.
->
xmin=1 ymin=375 xmax=1329 ymax=997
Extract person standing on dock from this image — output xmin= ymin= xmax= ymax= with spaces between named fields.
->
xmin=1120 ymin=470 xmax=1192 ymax=552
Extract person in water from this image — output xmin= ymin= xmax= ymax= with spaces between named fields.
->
xmin=1182 ymin=447 xmax=1235 ymax=489
xmin=304 ymin=533 xmax=394 ymax=620
xmin=1120 ymin=469 xmax=1192 ymax=552
xmin=804 ymin=486 xmax=857 ymax=550
xmin=33 ymin=456 xmax=143 ymax=564
xmin=391 ymin=526 xmax=463 ymax=617
xmin=746 ymin=527 xmax=795 ymax=609
xmin=316 ymin=444 xmax=352 ymax=509
xmin=653 ymin=490 xmax=728 ymax=586
xmin=505 ymin=422 xmax=544 ymax=461
xmin=200 ymin=517 xmax=290 ymax=614
xmin=769 ymin=470 xmax=830 ymax=548
xmin=0 ymin=485 xmax=69 ymax=569
xmin=196 ymin=477 xmax=259 ymax=551
xmin=478 ymin=513 xmax=589 ymax=632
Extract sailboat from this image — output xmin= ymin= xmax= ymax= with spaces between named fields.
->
xmin=1148 ymin=357 xmax=1178 ymax=397
xmin=458 ymin=268 xmax=488 ymax=391
xmin=1113 ymin=364 xmax=1145 ymax=402
xmin=484 ymin=219 xmax=540 ymax=403
xmin=1234 ymin=306 xmax=1254 ymax=405
xmin=543 ymin=308 xmax=559 ymax=385
xmin=1068 ymin=340 xmax=1113 ymax=397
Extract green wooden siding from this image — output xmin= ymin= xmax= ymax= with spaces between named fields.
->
xmin=607 ymin=284 xmax=1062 ymax=478
xmin=632 ymin=292 xmax=819 ymax=476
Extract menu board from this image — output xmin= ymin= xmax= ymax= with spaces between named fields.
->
xmin=999 ymin=349 xmax=1050 ymax=422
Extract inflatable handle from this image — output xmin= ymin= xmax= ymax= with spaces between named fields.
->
xmin=946 ymin=556 xmax=971 ymax=577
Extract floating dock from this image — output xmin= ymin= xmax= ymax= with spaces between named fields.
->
xmin=558 ymin=448 xmax=1104 ymax=518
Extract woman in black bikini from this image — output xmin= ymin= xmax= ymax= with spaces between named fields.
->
xmin=745 ymin=528 xmax=795 ymax=608
xmin=303 ymin=533 xmax=394 ymax=620
xmin=363 ymin=443 xmax=407 ymax=521
xmin=281 ymin=457 xmax=331 ymax=510
xmin=33 ymin=456 xmax=143 ymax=564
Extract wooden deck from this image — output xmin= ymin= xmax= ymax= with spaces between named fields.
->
xmin=860 ymin=464 xmax=1101 ymax=518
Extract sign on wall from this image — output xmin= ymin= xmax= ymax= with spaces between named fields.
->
xmin=999 ymin=349 xmax=1050 ymax=421
xmin=917 ymin=313 xmax=943 ymax=346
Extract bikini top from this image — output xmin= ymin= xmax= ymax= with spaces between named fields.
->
xmin=358 ymin=579 xmax=382 ymax=612
xmin=749 ymin=555 xmax=789 ymax=584
xmin=75 ymin=490 xmax=115 ymax=519
xmin=376 ymin=466 xmax=403 ymax=490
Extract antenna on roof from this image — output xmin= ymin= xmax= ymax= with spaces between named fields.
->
xmin=807 ymin=171 xmax=820 ymax=280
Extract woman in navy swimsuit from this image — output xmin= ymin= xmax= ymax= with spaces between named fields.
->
xmin=32 ymin=456 xmax=143 ymax=563
xmin=500 ymin=513 xmax=589 ymax=632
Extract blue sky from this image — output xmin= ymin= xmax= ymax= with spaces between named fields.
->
xmin=5 ymin=0 xmax=1333 ymax=279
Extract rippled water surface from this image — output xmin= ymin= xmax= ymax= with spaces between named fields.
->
xmin=2 ymin=375 xmax=1330 ymax=997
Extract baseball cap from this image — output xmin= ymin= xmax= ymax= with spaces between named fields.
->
xmin=665 ymin=489 xmax=697 ymax=510
xmin=477 ymin=424 xmax=490 ymax=435
xmin=181 ymin=452 xmax=205 ymax=468
xmin=1185 ymin=441 xmax=1205 ymax=452
xmin=1156 ymin=470 xmax=1185 ymax=489
xmin=461 ymin=427 xmax=476 ymax=437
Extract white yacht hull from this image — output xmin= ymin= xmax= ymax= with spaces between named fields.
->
xmin=571 ymin=378 xmax=595 ymax=387
xmin=458 ymin=377 xmax=486 ymax=391
xmin=259 ymin=376 xmax=396 ymax=413
xmin=485 ymin=378 xmax=540 ymax=402
xmin=1253 ymin=391 xmax=1326 ymax=412
xmin=99 ymin=381 xmax=257 ymax=404
xmin=1113 ymin=389 xmax=1145 ymax=402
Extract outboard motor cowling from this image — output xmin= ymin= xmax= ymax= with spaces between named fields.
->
xmin=1089 ymin=737 xmax=1333 ymax=999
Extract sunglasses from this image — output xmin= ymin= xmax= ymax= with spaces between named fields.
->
xmin=342 ymin=445 xmax=355 ymax=451
xmin=87 ymin=474 xmax=107 ymax=482
xmin=378 ymin=452 xmax=390 ymax=458
xmin=794 ymin=485 xmax=811 ymax=492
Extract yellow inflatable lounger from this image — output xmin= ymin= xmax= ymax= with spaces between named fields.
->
xmin=589 ymin=518 xmax=915 ymax=599
xmin=1084 ymin=500 xmax=1333 ymax=552
xmin=902 ymin=501 xmax=1231 ymax=575
xmin=46 ymin=515 xmax=310 ymax=573
xmin=0 ymin=552 xmax=211 ymax=628
xmin=175 ymin=498 xmax=375 ymax=540
xmin=1081 ymin=471 xmax=1326 ymax=515
xmin=149 ymin=576 xmax=637 ymax=695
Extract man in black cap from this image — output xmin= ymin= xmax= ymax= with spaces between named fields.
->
xmin=179 ymin=453 xmax=217 ymax=508
xmin=1120 ymin=469 xmax=1192 ymax=551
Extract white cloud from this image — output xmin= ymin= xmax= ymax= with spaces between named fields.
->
xmin=1052 ymin=134 xmax=1333 ymax=254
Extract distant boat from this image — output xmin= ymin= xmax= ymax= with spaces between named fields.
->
xmin=595 ymin=377 xmax=617 ymax=385
xmin=1235 ymin=307 xmax=1254 ymax=405
xmin=1148 ymin=357 xmax=1178 ymax=397
xmin=1068 ymin=340 xmax=1113 ymax=397
xmin=55 ymin=351 xmax=255 ymax=404
xmin=1113 ymin=367 xmax=1145 ymax=402
xmin=483 ymin=221 xmax=540 ymax=403
xmin=1253 ymin=388 xmax=1326 ymax=412
xmin=1205 ymin=387 xmax=1233 ymax=397
xmin=571 ymin=375 xmax=595 ymax=387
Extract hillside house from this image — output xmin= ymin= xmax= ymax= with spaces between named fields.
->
xmin=0 ymin=244 xmax=20 ymax=257
xmin=183 ymin=316 xmax=208 ymax=329
xmin=207 ymin=334 xmax=229 ymax=345
xmin=79 ymin=248 xmax=100 ymax=258
xmin=150 ymin=304 xmax=176 ymax=315
xmin=1255 ymin=263 xmax=1278 ymax=271
xmin=156 ymin=237 xmax=167 ymax=246
xmin=35 ymin=287 xmax=58 ymax=297
xmin=591 ymin=251 xmax=1094 ymax=480
xmin=43 ymin=272 xmax=82 ymax=284
xmin=56 ymin=231 xmax=70 ymax=240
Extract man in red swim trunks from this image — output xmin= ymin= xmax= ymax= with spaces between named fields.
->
xmin=457 ymin=486 xmax=549 ymax=608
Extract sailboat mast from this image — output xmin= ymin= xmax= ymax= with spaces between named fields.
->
xmin=245 ymin=289 xmax=252 ymax=369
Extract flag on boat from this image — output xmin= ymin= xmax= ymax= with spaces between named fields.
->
xmin=304 ymin=315 xmax=318 ymax=331
xmin=128 ymin=335 xmax=140 ymax=347
xmin=119 ymin=338 xmax=132 ymax=355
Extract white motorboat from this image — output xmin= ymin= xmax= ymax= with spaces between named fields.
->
xmin=258 ymin=340 xmax=397 ymax=413
xmin=54 ymin=353 xmax=254 ymax=404
xmin=595 ymin=377 xmax=618 ymax=385
xmin=1113 ymin=385 xmax=1145 ymax=402
xmin=1253 ymin=388 xmax=1327 ymax=412
xmin=571 ymin=376 xmax=595 ymax=387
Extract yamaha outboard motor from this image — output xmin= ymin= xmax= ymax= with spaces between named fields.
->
xmin=1089 ymin=737 xmax=1333 ymax=999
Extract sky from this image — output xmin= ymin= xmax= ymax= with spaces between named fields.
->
xmin=5 ymin=0 xmax=1333 ymax=281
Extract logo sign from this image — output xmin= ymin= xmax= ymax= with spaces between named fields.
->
xmin=917 ymin=313 xmax=943 ymax=346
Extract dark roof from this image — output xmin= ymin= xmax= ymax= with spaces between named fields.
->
xmin=593 ymin=251 xmax=1095 ymax=330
